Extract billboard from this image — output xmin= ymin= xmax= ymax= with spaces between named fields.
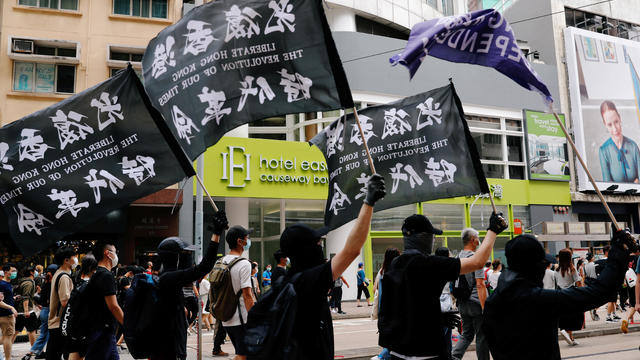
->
xmin=523 ymin=110 xmax=569 ymax=181
xmin=565 ymin=27 xmax=640 ymax=192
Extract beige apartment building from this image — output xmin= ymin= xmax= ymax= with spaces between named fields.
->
xmin=0 ymin=0 xmax=188 ymax=126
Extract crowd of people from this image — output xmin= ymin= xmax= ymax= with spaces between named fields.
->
xmin=0 ymin=173 xmax=637 ymax=360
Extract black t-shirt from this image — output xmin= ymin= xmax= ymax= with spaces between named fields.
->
xmin=88 ymin=267 xmax=117 ymax=332
xmin=289 ymin=260 xmax=334 ymax=360
xmin=272 ymin=266 xmax=287 ymax=284
xmin=379 ymin=252 xmax=461 ymax=357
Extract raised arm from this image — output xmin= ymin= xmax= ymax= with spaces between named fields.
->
xmin=459 ymin=212 xmax=507 ymax=275
xmin=331 ymin=174 xmax=386 ymax=281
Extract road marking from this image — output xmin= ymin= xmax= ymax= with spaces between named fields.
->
xmin=563 ymin=347 xmax=639 ymax=359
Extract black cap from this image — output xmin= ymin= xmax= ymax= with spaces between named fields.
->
xmin=157 ymin=236 xmax=196 ymax=253
xmin=402 ymin=214 xmax=443 ymax=236
xmin=280 ymin=224 xmax=329 ymax=255
xmin=45 ymin=264 xmax=58 ymax=274
xmin=226 ymin=225 xmax=252 ymax=243
xmin=505 ymin=235 xmax=545 ymax=271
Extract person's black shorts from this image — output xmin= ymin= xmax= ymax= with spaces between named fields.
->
xmin=15 ymin=312 xmax=39 ymax=332
xmin=357 ymin=284 xmax=370 ymax=300
xmin=225 ymin=325 xmax=248 ymax=356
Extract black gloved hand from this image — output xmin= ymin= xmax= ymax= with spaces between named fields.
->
xmin=207 ymin=210 xmax=229 ymax=236
xmin=487 ymin=212 xmax=508 ymax=234
xmin=364 ymin=173 xmax=386 ymax=206
xmin=611 ymin=228 xmax=638 ymax=253
xmin=442 ymin=310 xmax=461 ymax=331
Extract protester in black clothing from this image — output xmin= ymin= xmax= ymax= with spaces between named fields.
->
xmin=277 ymin=173 xmax=385 ymax=360
xmin=149 ymin=210 xmax=228 ymax=360
xmin=379 ymin=212 xmax=507 ymax=359
xmin=271 ymin=250 xmax=288 ymax=284
xmin=83 ymin=243 xmax=123 ymax=360
xmin=482 ymin=231 xmax=637 ymax=360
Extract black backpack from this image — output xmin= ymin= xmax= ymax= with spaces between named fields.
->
xmin=60 ymin=279 xmax=92 ymax=341
xmin=244 ymin=272 xmax=302 ymax=360
xmin=123 ymin=273 xmax=161 ymax=359
xmin=450 ymin=273 xmax=472 ymax=301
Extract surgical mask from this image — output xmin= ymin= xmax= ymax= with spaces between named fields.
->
xmin=243 ymin=238 xmax=252 ymax=251
xmin=71 ymin=257 xmax=78 ymax=270
xmin=110 ymin=253 xmax=119 ymax=269
xmin=34 ymin=271 xmax=38 ymax=278
xmin=286 ymin=258 xmax=291 ymax=266
xmin=10 ymin=272 xmax=17 ymax=280
xmin=266 ymin=267 xmax=271 ymax=271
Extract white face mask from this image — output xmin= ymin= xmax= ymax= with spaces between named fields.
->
xmin=109 ymin=251 xmax=119 ymax=269
xmin=71 ymin=257 xmax=79 ymax=270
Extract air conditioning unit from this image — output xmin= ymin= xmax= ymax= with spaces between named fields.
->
xmin=12 ymin=39 xmax=34 ymax=54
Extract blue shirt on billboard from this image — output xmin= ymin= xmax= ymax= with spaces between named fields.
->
xmin=599 ymin=136 xmax=640 ymax=183
xmin=0 ymin=280 xmax=14 ymax=317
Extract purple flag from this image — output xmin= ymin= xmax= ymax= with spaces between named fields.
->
xmin=390 ymin=9 xmax=553 ymax=104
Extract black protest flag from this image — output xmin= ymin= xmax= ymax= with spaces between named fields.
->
xmin=0 ymin=67 xmax=195 ymax=256
xmin=141 ymin=0 xmax=354 ymax=160
xmin=311 ymin=84 xmax=489 ymax=230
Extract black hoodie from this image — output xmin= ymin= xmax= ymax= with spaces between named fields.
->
xmin=482 ymin=245 xmax=628 ymax=360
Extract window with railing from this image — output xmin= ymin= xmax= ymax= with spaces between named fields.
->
xmin=113 ymin=0 xmax=168 ymax=19
xmin=18 ymin=0 xmax=78 ymax=11
xmin=565 ymin=7 xmax=640 ymax=41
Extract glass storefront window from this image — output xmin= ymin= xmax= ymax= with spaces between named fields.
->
xmin=248 ymin=199 xmax=282 ymax=238
xmin=421 ymin=203 xmax=465 ymax=231
xmin=371 ymin=204 xmax=417 ymax=231
xmin=493 ymin=236 xmax=511 ymax=266
xmin=507 ymin=136 xmax=523 ymax=161
xmin=508 ymin=165 xmax=525 ymax=179
xmin=372 ymin=237 xmax=404 ymax=274
xmin=470 ymin=204 xmax=508 ymax=231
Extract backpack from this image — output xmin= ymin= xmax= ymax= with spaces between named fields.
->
xmin=450 ymin=273 xmax=472 ymax=301
xmin=60 ymin=279 xmax=92 ymax=341
xmin=210 ymin=257 xmax=248 ymax=322
xmin=123 ymin=273 xmax=161 ymax=359
xmin=244 ymin=273 xmax=302 ymax=360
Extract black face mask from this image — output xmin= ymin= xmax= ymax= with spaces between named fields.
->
xmin=404 ymin=233 xmax=435 ymax=255
xmin=178 ymin=252 xmax=195 ymax=270
xmin=290 ymin=243 xmax=325 ymax=273
xmin=515 ymin=259 xmax=547 ymax=287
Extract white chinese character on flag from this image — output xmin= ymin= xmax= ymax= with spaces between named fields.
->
xmin=325 ymin=120 xmax=344 ymax=158
xmin=171 ymin=105 xmax=200 ymax=144
xmin=120 ymin=155 xmax=156 ymax=186
xmin=225 ymin=5 xmax=261 ymax=42
xmin=50 ymin=110 xmax=94 ymax=150
xmin=90 ymin=92 xmax=124 ymax=131
xmin=237 ymin=76 xmax=276 ymax=112
xmin=328 ymin=183 xmax=351 ymax=215
xmin=265 ymin=0 xmax=296 ymax=34
xmin=389 ymin=163 xmax=423 ymax=194
xmin=47 ymin=189 xmax=89 ymax=219
xmin=416 ymin=97 xmax=442 ymax=130
xmin=354 ymin=173 xmax=369 ymax=200
xmin=349 ymin=115 xmax=376 ymax=146
xmin=278 ymin=69 xmax=312 ymax=102
xmin=381 ymin=108 xmax=411 ymax=140
xmin=0 ymin=143 xmax=13 ymax=172
xmin=198 ymin=87 xmax=231 ymax=126
xmin=424 ymin=158 xmax=457 ymax=187
xmin=19 ymin=129 xmax=53 ymax=162
xmin=184 ymin=20 xmax=216 ymax=56
xmin=152 ymin=36 xmax=176 ymax=79
xmin=84 ymin=169 xmax=125 ymax=204
xmin=14 ymin=204 xmax=52 ymax=235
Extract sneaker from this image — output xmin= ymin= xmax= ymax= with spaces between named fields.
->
xmin=331 ymin=309 xmax=337 ymax=313
xmin=212 ymin=350 xmax=229 ymax=357
xmin=622 ymin=319 xmax=629 ymax=334
xmin=370 ymin=357 xmax=380 ymax=360
xmin=613 ymin=313 xmax=622 ymax=320
xmin=572 ymin=339 xmax=580 ymax=346
xmin=590 ymin=310 xmax=597 ymax=321
xmin=606 ymin=315 xmax=618 ymax=323
xmin=21 ymin=354 xmax=33 ymax=360
xmin=338 ymin=311 xmax=347 ymax=314
xmin=595 ymin=313 xmax=600 ymax=321
xmin=560 ymin=330 xmax=572 ymax=345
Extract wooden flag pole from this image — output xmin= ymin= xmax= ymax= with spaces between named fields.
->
xmin=548 ymin=107 xmax=620 ymax=231
xmin=487 ymin=189 xmax=498 ymax=215
xmin=194 ymin=171 xmax=219 ymax=212
xmin=352 ymin=107 xmax=377 ymax=174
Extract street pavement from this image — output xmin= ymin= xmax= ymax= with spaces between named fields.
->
xmin=5 ymin=302 xmax=640 ymax=359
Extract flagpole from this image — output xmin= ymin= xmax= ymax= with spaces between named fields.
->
xmin=352 ymin=107 xmax=377 ymax=174
xmin=548 ymin=106 xmax=620 ymax=231
xmin=487 ymin=190 xmax=498 ymax=215
xmin=194 ymin=170 xmax=219 ymax=212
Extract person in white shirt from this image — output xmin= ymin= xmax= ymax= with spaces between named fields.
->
xmin=199 ymin=275 xmax=212 ymax=331
xmin=220 ymin=226 xmax=254 ymax=360
xmin=542 ymin=260 xmax=556 ymax=290
xmin=488 ymin=259 xmax=502 ymax=292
